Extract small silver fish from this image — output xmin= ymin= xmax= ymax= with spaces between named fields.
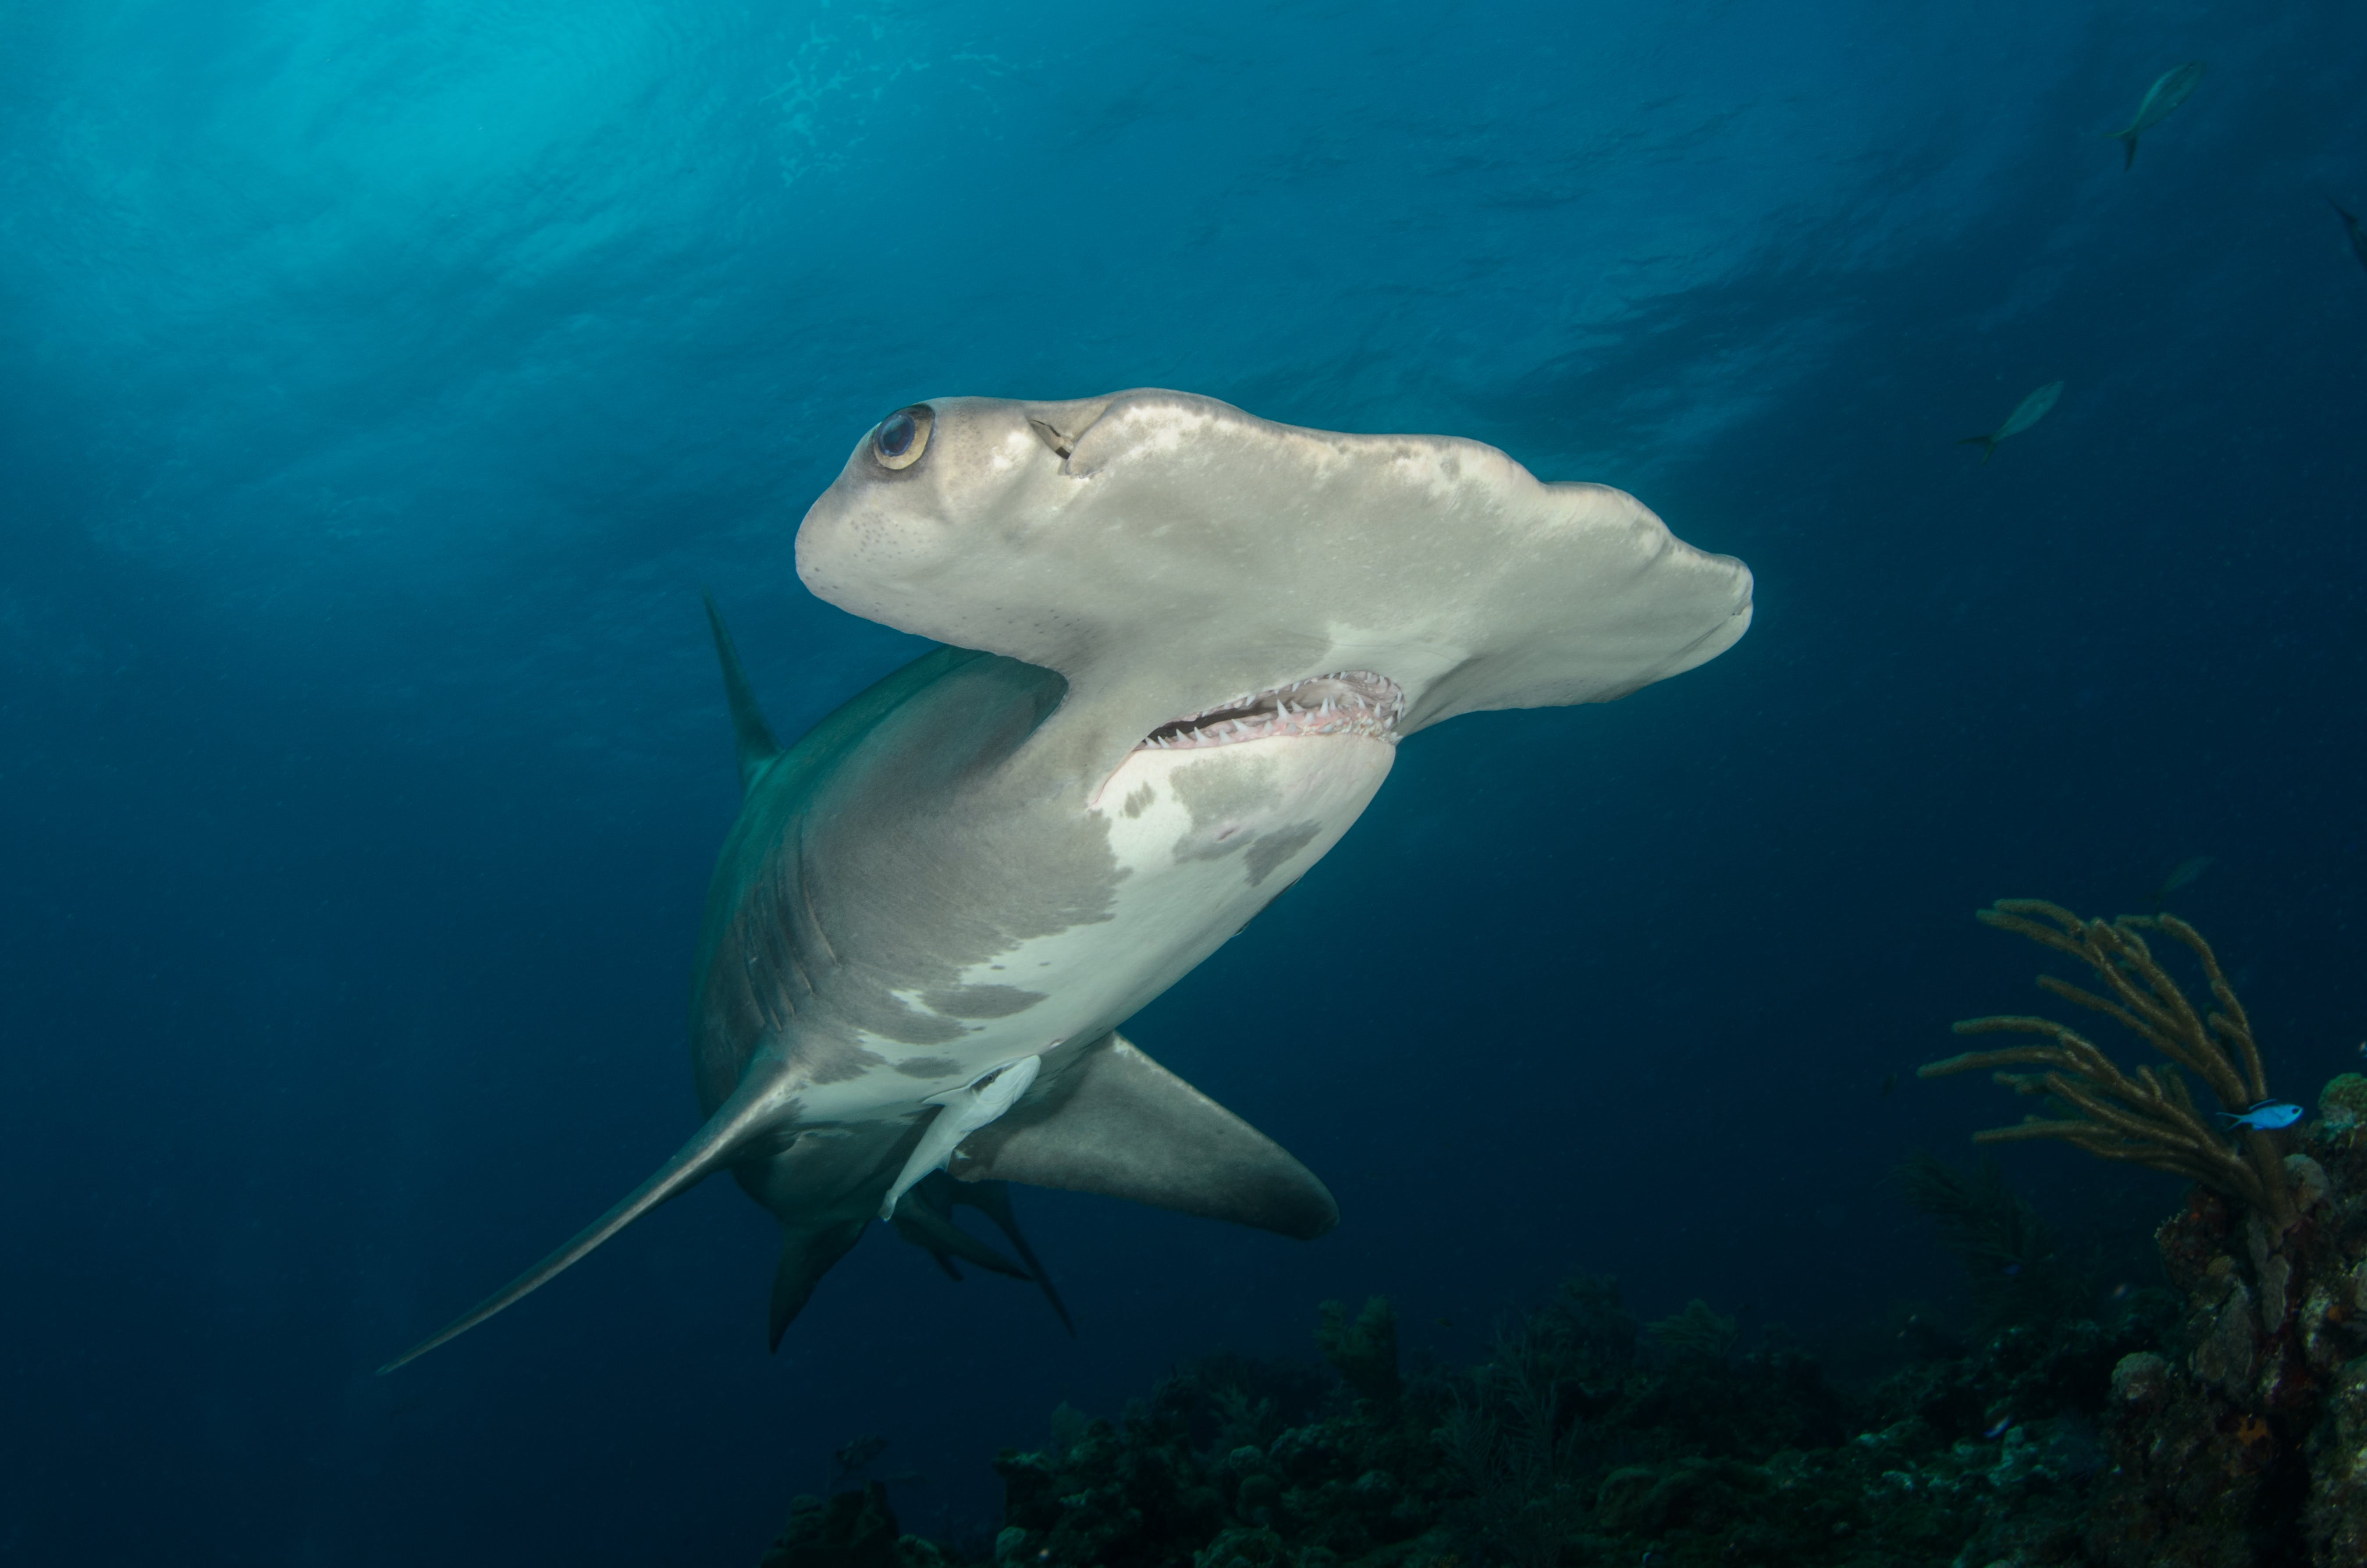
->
xmin=2149 ymin=853 xmax=2213 ymax=907
xmin=2219 ymin=1101 xmax=2303 ymax=1132
xmin=1984 ymin=1417 xmax=2013 ymax=1440
xmin=2332 ymin=201 xmax=2367 ymax=276
xmin=1960 ymin=382 xmax=2063 ymax=465
xmin=2110 ymin=62 xmax=2204 ymax=171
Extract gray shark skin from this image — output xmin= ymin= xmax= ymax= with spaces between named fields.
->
xmin=381 ymin=389 xmax=1754 ymax=1372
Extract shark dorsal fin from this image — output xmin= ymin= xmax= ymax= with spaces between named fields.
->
xmin=703 ymin=590 xmax=783 ymax=796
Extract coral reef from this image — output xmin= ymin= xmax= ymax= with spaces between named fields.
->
xmin=1909 ymin=900 xmax=2367 ymax=1562
xmin=762 ymin=1259 xmax=2174 ymax=1568
xmin=961 ymin=1270 xmax=2179 ymax=1568
xmin=749 ymin=912 xmax=2367 ymax=1567
xmin=1919 ymin=900 xmax=2294 ymax=1226
xmin=2078 ymin=1070 xmax=2367 ymax=1568
xmin=1316 ymin=1298 xmax=1404 ymax=1408
xmin=760 ymin=1482 xmax=951 ymax=1568
xmin=1897 ymin=1152 xmax=2090 ymax=1330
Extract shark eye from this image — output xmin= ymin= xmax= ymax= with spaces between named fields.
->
xmin=871 ymin=405 xmax=933 ymax=471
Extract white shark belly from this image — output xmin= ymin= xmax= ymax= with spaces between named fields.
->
xmin=841 ymin=732 xmax=1396 ymax=1109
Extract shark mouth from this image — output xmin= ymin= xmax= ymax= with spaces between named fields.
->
xmin=1137 ymin=671 xmax=1407 ymax=752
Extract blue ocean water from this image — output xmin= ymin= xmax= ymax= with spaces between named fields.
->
xmin=4 ymin=1 xmax=2365 ymax=1561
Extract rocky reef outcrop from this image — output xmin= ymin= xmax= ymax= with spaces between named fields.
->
xmin=756 ymin=1077 xmax=2367 ymax=1566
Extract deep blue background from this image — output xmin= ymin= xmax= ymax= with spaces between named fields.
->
xmin=5 ymin=2 xmax=2365 ymax=1562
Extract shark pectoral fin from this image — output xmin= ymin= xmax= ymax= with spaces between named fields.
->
xmin=950 ymin=1032 xmax=1338 ymax=1241
xmin=377 ymin=1066 xmax=792 ymax=1375
xmin=769 ymin=1218 xmax=870 ymax=1350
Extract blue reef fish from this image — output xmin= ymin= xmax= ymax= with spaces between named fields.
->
xmin=2108 ymin=62 xmax=2204 ymax=170
xmin=1984 ymin=1417 xmax=2013 ymax=1440
xmin=2219 ymin=1101 xmax=2303 ymax=1131
xmin=1959 ymin=381 xmax=2062 ymax=465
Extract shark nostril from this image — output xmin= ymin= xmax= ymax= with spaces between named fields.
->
xmin=1028 ymin=419 xmax=1074 ymax=459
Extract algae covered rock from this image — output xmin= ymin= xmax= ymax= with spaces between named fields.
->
xmin=2304 ymin=1355 xmax=2367 ymax=1565
xmin=759 ymin=1071 xmax=2367 ymax=1568
xmin=2317 ymin=1072 xmax=2367 ymax=1134
xmin=760 ymin=1483 xmax=905 ymax=1568
xmin=1313 ymin=1298 xmax=1400 ymax=1407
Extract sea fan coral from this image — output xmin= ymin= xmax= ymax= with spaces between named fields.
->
xmin=1918 ymin=900 xmax=2294 ymax=1229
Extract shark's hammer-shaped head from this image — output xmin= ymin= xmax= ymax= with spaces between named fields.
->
xmin=796 ymin=390 xmax=1754 ymax=791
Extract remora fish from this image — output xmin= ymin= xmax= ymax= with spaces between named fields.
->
xmin=2108 ymin=62 xmax=2204 ymax=171
xmin=1959 ymin=382 xmax=2063 ymax=465
xmin=381 ymin=390 xmax=1754 ymax=1370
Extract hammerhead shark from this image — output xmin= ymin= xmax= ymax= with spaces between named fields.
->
xmin=381 ymin=390 xmax=1753 ymax=1370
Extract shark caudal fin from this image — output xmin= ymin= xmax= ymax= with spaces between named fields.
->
xmin=378 ymin=1067 xmax=788 ymax=1374
xmin=1958 ymin=434 xmax=1998 ymax=466
xmin=2113 ymin=130 xmax=2139 ymax=170
xmin=951 ymin=1032 xmax=1338 ymax=1241
xmin=703 ymin=590 xmax=783 ymax=796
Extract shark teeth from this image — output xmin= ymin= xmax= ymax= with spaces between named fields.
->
xmin=1136 ymin=671 xmax=1407 ymax=753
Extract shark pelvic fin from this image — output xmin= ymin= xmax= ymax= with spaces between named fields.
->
xmin=378 ymin=1065 xmax=789 ymax=1374
xmin=889 ymin=1178 xmax=1031 ymax=1280
xmin=769 ymin=1218 xmax=870 ymax=1351
xmin=893 ymin=1171 xmax=1077 ymax=1335
xmin=703 ymin=589 xmax=783 ymax=795
xmin=935 ymin=1174 xmax=1077 ymax=1335
xmin=950 ymin=1032 xmax=1337 ymax=1241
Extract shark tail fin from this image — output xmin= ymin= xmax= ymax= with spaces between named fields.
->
xmin=378 ymin=1066 xmax=787 ymax=1374
xmin=1958 ymin=434 xmax=1998 ymax=465
xmin=704 ymin=590 xmax=784 ymax=795
xmin=2115 ymin=131 xmax=2138 ymax=171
